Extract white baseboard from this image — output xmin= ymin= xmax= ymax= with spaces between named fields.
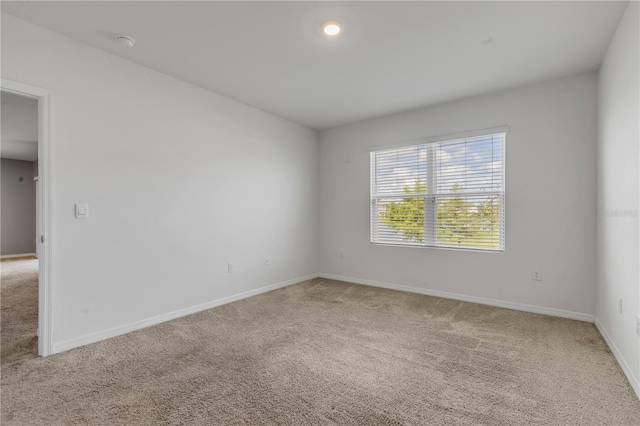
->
xmin=1 ymin=253 xmax=36 ymax=259
xmin=318 ymin=273 xmax=595 ymax=322
xmin=52 ymin=273 xmax=318 ymax=354
xmin=594 ymin=317 xmax=640 ymax=400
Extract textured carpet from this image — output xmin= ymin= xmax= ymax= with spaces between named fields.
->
xmin=1 ymin=257 xmax=38 ymax=364
xmin=2 ymin=260 xmax=640 ymax=425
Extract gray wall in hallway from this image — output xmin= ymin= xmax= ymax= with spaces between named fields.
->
xmin=1 ymin=158 xmax=36 ymax=255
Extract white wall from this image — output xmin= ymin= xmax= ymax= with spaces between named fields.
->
xmin=1 ymin=13 xmax=319 ymax=349
xmin=1 ymin=159 xmax=37 ymax=255
xmin=596 ymin=1 xmax=640 ymax=397
xmin=320 ymin=73 xmax=598 ymax=319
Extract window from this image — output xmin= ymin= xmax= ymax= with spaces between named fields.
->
xmin=370 ymin=131 xmax=505 ymax=251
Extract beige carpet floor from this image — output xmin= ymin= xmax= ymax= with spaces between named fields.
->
xmin=1 ymin=257 xmax=38 ymax=364
xmin=2 ymin=259 xmax=639 ymax=425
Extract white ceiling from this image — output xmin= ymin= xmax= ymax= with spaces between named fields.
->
xmin=1 ymin=1 xmax=628 ymax=130
xmin=1 ymin=91 xmax=38 ymax=162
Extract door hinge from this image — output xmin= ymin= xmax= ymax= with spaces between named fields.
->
xmin=40 ymin=235 xmax=44 ymax=243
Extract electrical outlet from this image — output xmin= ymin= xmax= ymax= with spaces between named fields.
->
xmin=619 ymin=298 xmax=623 ymax=314
xmin=264 ymin=257 xmax=270 ymax=266
xmin=636 ymin=316 xmax=640 ymax=337
xmin=532 ymin=268 xmax=542 ymax=281
xmin=228 ymin=262 xmax=233 ymax=273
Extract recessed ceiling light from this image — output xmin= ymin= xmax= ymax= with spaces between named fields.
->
xmin=116 ymin=35 xmax=135 ymax=48
xmin=322 ymin=21 xmax=341 ymax=37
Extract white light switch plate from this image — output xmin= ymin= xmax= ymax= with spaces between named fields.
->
xmin=75 ymin=203 xmax=89 ymax=219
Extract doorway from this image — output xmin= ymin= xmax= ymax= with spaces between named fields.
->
xmin=1 ymin=79 xmax=53 ymax=356
xmin=1 ymin=91 xmax=38 ymax=361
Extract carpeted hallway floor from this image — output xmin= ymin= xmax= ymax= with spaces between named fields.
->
xmin=2 ymin=259 xmax=639 ymax=425
xmin=1 ymin=257 xmax=39 ymax=364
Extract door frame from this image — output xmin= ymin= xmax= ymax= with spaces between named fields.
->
xmin=2 ymin=78 xmax=54 ymax=356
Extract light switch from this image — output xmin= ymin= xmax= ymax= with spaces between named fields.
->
xmin=75 ymin=203 xmax=89 ymax=219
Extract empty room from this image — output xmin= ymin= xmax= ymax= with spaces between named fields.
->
xmin=1 ymin=1 xmax=639 ymax=424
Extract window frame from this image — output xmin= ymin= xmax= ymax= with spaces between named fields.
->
xmin=369 ymin=127 xmax=508 ymax=253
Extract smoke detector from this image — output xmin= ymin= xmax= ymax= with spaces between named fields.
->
xmin=116 ymin=35 xmax=135 ymax=48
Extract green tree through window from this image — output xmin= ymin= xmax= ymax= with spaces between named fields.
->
xmin=379 ymin=181 xmax=425 ymax=243
xmin=379 ymin=182 xmax=502 ymax=248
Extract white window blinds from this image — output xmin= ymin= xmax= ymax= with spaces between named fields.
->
xmin=370 ymin=132 xmax=505 ymax=251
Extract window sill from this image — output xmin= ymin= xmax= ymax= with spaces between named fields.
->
xmin=370 ymin=242 xmax=505 ymax=254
